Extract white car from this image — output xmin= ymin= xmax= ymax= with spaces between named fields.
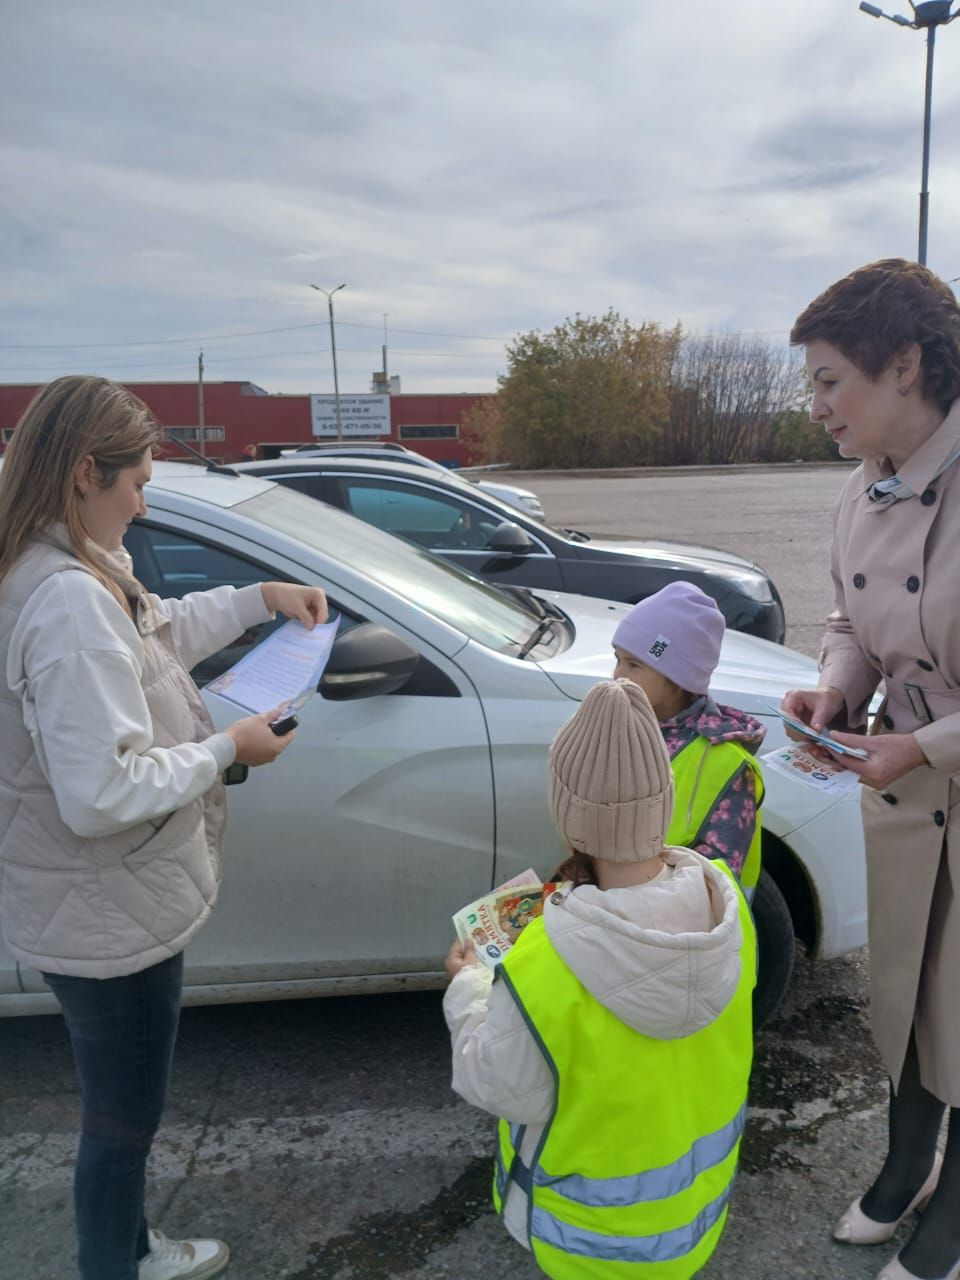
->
xmin=280 ymin=442 xmax=546 ymax=520
xmin=468 ymin=475 xmax=545 ymax=520
xmin=0 ymin=464 xmax=866 ymax=1022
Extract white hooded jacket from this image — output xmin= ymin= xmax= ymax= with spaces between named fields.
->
xmin=442 ymin=847 xmax=746 ymax=1250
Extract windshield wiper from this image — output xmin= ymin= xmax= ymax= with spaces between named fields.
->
xmin=501 ymin=583 xmax=566 ymax=622
xmin=517 ymin=617 xmax=557 ymax=659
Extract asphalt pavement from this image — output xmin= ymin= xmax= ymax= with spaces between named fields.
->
xmin=1 ymin=464 xmax=919 ymax=1280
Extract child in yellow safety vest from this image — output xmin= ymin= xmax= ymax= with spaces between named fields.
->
xmin=610 ymin=581 xmax=765 ymax=894
xmin=444 ymin=680 xmax=755 ymax=1279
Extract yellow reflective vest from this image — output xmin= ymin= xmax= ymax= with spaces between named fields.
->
xmin=667 ymin=737 xmax=764 ymax=893
xmin=493 ymin=862 xmax=755 ymax=1279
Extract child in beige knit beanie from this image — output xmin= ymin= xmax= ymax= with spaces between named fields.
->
xmin=443 ymin=678 xmax=753 ymax=1274
xmin=548 ymin=677 xmax=676 ymax=889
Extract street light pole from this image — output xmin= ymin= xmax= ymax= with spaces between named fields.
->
xmin=859 ymin=1 xmax=959 ymax=266
xmin=310 ymin=283 xmax=347 ymax=440
xmin=917 ymin=14 xmax=939 ymax=264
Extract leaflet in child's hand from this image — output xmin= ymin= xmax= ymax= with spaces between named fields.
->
xmin=453 ymin=870 xmax=560 ymax=969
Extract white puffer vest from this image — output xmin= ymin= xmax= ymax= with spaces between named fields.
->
xmin=0 ymin=536 xmax=229 ymax=977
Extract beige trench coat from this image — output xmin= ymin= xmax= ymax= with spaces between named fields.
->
xmin=820 ymin=399 xmax=960 ymax=1104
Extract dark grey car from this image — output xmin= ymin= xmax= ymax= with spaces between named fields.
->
xmin=233 ymin=457 xmax=785 ymax=642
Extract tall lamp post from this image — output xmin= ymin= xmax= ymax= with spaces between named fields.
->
xmin=310 ymin=283 xmax=347 ymax=440
xmin=859 ymin=1 xmax=959 ymax=265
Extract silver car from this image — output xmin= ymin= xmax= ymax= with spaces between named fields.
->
xmin=0 ymin=465 xmax=866 ymax=1023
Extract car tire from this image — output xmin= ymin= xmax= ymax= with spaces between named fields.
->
xmin=752 ymin=869 xmax=796 ymax=1028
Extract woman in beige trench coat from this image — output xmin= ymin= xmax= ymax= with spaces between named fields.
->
xmin=784 ymin=260 xmax=960 ymax=1280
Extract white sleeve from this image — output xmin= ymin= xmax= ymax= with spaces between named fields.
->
xmin=442 ymin=965 xmax=555 ymax=1124
xmin=151 ymin=583 xmax=275 ymax=673
xmin=10 ymin=573 xmax=236 ymax=838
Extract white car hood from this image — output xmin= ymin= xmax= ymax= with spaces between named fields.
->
xmin=533 ymin=590 xmax=816 ymax=717
xmin=531 ymin=590 xmax=858 ymax=838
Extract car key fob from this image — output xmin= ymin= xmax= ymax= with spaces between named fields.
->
xmin=269 ymin=713 xmax=299 ymax=736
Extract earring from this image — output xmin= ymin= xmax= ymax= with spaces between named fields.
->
xmin=898 ymin=387 xmax=909 ymax=397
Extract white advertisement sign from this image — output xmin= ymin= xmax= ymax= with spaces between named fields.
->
xmin=310 ymin=394 xmax=391 ymax=437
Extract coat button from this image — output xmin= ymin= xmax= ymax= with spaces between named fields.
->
xmin=921 ymin=488 xmax=937 ymax=506
xmin=906 ymin=575 xmax=920 ymax=593
xmin=882 ymin=793 xmax=898 ymax=805
xmin=918 ymin=659 xmax=933 ymax=672
xmin=853 ymin=573 xmax=866 ymax=589
xmin=934 ymin=810 xmax=946 ymax=827
xmin=550 ymin=891 xmax=565 ymax=905
xmin=882 ymin=714 xmax=895 ymax=729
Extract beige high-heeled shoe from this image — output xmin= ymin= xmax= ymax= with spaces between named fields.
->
xmin=832 ymin=1152 xmax=943 ymax=1245
xmin=875 ymin=1250 xmax=960 ymax=1280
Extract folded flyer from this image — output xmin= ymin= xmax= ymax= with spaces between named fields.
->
xmin=769 ymin=702 xmax=869 ymax=760
xmin=453 ymin=870 xmax=561 ymax=969
xmin=206 ymin=617 xmax=340 ymax=716
xmin=761 ymin=743 xmax=860 ymax=796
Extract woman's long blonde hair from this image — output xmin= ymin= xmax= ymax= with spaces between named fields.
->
xmin=0 ymin=375 xmax=162 ymax=606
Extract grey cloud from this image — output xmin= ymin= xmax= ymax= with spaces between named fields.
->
xmin=2 ymin=0 xmax=958 ymax=393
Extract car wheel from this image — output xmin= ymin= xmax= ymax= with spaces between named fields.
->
xmin=752 ymin=869 xmax=796 ymax=1028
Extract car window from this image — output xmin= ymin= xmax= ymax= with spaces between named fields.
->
xmin=332 ymin=477 xmax=503 ymax=551
xmin=234 ymin=485 xmax=548 ymax=654
xmin=258 ymin=472 xmax=324 ymax=499
xmin=125 ymin=522 xmax=355 ymax=686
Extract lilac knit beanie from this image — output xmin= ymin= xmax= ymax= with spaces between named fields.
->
xmin=612 ymin=581 xmax=724 ymax=695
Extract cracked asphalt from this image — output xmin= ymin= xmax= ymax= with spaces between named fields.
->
xmin=1 ymin=465 xmax=926 ymax=1279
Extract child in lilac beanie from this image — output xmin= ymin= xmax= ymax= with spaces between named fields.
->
xmin=613 ymin=581 xmax=724 ymax=696
xmin=611 ymin=581 xmax=766 ymax=890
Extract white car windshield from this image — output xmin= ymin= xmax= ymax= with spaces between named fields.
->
xmin=236 ymin=485 xmax=546 ymax=654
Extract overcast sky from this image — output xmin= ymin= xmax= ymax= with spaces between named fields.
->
xmin=2 ymin=0 xmax=958 ymax=397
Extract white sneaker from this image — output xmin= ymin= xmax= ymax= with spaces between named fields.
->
xmin=138 ymin=1228 xmax=230 ymax=1279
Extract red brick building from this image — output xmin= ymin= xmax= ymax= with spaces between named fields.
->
xmin=0 ymin=381 xmax=492 ymax=467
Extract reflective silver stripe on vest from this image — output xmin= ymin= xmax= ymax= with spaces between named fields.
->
xmin=534 ymin=1103 xmax=745 ymax=1206
xmin=531 ymin=1183 xmax=732 ymax=1263
xmin=495 ymin=1144 xmax=508 ymax=1199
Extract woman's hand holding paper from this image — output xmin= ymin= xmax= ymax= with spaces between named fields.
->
xmin=260 ymin=582 xmax=328 ymax=629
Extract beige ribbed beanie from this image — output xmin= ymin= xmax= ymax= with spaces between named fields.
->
xmin=548 ymin=679 xmax=675 ymax=863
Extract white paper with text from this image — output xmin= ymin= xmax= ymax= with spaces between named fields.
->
xmin=206 ymin=618 xmax=340 ymax=715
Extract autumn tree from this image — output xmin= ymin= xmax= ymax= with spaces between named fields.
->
xmin=660 ymin=334 xmax=806 ymax=465
xmin=472 ymin=312 xmax=681 ymax=469
xmin=755 ymin=408 xmax=841 ymax=463
xmin=463 ymin=315 xmax=835 ymax=467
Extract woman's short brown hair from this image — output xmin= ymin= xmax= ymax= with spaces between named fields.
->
xmin=790 ymin=258 xmax=960 ymax=413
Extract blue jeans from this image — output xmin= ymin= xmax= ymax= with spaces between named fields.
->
xmin=42 ymin=952 xmax=184 ymax=1280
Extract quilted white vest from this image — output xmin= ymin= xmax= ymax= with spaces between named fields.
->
xmin=0 ymin=535 xmax=227 ymax=977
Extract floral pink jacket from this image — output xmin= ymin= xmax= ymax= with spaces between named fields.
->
xmin=659 ymin=696 xmax=765 ymax=879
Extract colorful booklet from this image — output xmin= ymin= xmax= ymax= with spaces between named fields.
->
xmin=761 ymin=744 xmax=861 ymax=796
xmin=206 ymin=617 xmax=340 ymax=716
xmin=453 ymin=870 xmax=561 ymax=969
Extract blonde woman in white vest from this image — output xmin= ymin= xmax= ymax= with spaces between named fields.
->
xmin=0 ymin=376 xmax=327 ymax=1280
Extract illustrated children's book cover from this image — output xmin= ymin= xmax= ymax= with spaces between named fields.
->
xmin=452 ymin=870 xmax=562 ymax=968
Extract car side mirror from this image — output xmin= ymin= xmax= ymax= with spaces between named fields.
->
xmin=487 ymin=521 xmax=535 ymax=555
xmin=319 ymin=622 xmax=419 ymax=701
